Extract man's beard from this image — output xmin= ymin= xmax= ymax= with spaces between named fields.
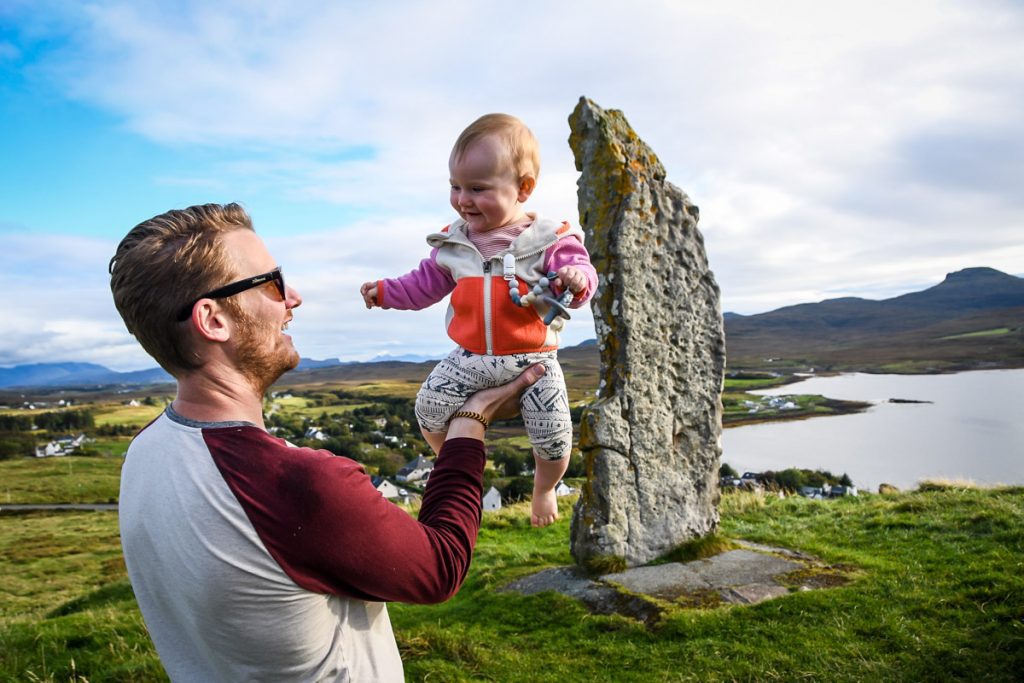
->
xmin=232 ymin=308 xmax=299 ymax=394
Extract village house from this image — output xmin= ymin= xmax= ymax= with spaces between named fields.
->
xmin=555 ymin=480 xmax=575 ymax=497
xmin=828 ymin=485 xmax=858 ymax=498
xmin=799 ymin=486 xmax=827 ymax=500
xmin=371 ymin=476 xmax=401 ymax=500
xmin=482 ymin=486 xmax=502 ymax=512
xmin=798 ymin=484 xmax=858 ymax=499
xmin=371 ymin=476 xmax=412 ymax=504
xmin=35 ymin=433 xmax=87 ymax=458
xmin=396 ymin=455 xmax=434 ymax=483
xmin=304 ymin=427 xmax=328 ymax=441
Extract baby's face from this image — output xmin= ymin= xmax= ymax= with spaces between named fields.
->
xmin=449 ymin=136 xmax=529 ymax=233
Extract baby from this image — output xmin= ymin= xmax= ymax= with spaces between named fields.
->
xmin=360 ymin=113 xmax=596 ymax=527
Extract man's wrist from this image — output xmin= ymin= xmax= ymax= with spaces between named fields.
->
xmin=446 ymin=413 xmax=487 ymax=441
xmin=450 ymin=410 xmax=489 ymax=429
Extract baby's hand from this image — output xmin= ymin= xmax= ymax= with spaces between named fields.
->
xmin=555 ymin=266 xmax=587 ymax=295
xmin=360 ymin=281 xmax=379 ymax=309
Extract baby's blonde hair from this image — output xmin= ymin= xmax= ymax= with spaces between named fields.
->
xmin=451 ymin=113 xmax=540 ymax=180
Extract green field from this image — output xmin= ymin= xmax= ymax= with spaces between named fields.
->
xmin=269 ymin=395 xmax=374 ymax=420
xmin=0 ymin=456 xmax=122 ymax=505
xmin=92 ymin=404 xmax=165 ymax=428
xmin=1 ymin=484 xmax=1021 ymax=681
xmin=939 ymin=327 xmax=1013 ymax=340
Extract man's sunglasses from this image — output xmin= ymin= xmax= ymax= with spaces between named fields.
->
xmin=176 ymin=267 xmax=286 ymax=321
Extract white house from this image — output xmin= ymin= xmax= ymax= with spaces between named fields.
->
xmin=555 ymin=481 xmax=575 ymax=497
xmin=35 ymin=441 xmax=63 ymax=457
xmin=304 ymin=427 xmax=328 ymax=441
xmin=34 ymin=434 xmax=87 ymax=458
xmin=482 ymin=486 xmax=502 ymax=512
xmin=828 ymin=485 xmax=858 ymax=498
xmin=396 ymin=455 xmax=434 ymax=483
xmin=372 ymin=477 xmax=401 ymax=500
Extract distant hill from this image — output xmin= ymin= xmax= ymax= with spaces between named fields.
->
xmin=0 ymin=363 xmax=173 ymax=389
xmin=0 ymin=353 xmax=452 ymax=390
xmin=725 ymin=267 xmax=1024 ymax=372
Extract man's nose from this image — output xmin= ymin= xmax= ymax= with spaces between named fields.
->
xmin=286 ymin=286 xmax=302 ymax=309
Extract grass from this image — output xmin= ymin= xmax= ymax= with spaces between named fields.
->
xmin=338 ymin=381 xmax=422 ymax=399
xmin=2 ymin=485 xmax=1021 ymax=681
xmin=85 ymin=437 xmax=132 ymax=458
xmin=939 ymin=327 xmax=1013 ymax=340
xmin=0 ymin=456 xmax=123 ymax=505
xmin=272 ymin=402 xmax=373 ymax=420
xmin=722 ymin=375 xmax=793 ymax=391
xmin=92 ymin=404 xmax=164 ymax=428
xmin=0 ymin=511 xmax=161 ymax=682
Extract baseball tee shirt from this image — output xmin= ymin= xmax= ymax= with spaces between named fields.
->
xmin=120 ymin=407 xmax=485 ymax=682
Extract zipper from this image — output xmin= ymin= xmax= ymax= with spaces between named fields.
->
xmin=482 ymin=261 xmax=493 ymax=355
xmin=450 ymin=222 xmax=559 ymax=356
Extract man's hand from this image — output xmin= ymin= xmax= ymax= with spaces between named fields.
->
xmin=554 ymin=266 xmax=587 ymax=295
xmin=447 ymin=364 xmax=546 ymax=440
xmin=360 ymin=282 xmax=379 ymax=309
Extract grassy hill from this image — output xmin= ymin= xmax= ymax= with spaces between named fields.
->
xmin=1 ymin=484 xmax=1021 ymax=681
xmin=725 ymin=267 xmax=1024 ymax=372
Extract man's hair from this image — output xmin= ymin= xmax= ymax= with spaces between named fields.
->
xmin=451 ymin=113 xmax=541 ymax=180
xmin=108 ymin=203 xmax=253 ymax=376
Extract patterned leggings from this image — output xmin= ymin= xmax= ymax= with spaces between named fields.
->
xmin=415 ymin=348 xmax=572 ymax=461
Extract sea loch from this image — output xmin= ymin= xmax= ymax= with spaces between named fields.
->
xmin=720 ymin=369 xmax=1024 ymax=491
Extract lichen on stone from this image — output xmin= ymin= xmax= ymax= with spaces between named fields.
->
xmin=568 ymin=97 xmax=725 ymax=568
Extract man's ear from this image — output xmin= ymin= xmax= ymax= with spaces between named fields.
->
xmin=190 ymin=301 xmax=232 ymax=343
xmin=518 ymin=175 xmax=536 ymax=202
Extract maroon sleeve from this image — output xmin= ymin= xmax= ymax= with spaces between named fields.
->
xmin=205 ymin=427 xmax=485 ymax=604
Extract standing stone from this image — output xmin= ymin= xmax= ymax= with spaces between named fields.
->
xmin=568 ymin=97 xmax=725 ymax=569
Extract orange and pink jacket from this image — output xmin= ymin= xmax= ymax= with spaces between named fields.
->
xmin=377 ymin=215 xmax=597 ymax=356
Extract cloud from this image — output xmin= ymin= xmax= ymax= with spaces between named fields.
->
xmin=0 ymin=233 xmax=156 ymax=369
xmin=1 ymin=0 xmax=1022 ymax=368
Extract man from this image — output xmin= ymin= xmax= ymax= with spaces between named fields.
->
xmin=109 ymin=203 xmax=544 ymax=681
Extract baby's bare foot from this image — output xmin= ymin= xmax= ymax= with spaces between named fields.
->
xmin=531 ymin=488 xmax=558 ymax=528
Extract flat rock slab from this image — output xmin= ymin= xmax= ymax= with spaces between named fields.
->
xmin=601 ymin=549 xmax=802 ymax=601
xmin=505 ymin=567 xmax=663 ymax=624
xmin=505 ymin=544 xmax=838 ymax=623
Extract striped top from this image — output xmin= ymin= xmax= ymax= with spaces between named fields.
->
xmin=467 ymin=219 xmax=533 ymax=259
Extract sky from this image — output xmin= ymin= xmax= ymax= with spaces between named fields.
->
xmin=1 ymin=0 xmax=1022 ymax=372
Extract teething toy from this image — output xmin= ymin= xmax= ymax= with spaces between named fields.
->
xmin=503 ymin=256 xmax=573 ymax=326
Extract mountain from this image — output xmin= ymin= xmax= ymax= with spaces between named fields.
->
xmin=0 ymin=363 xmax=173 ymax=389
xmin=0 ymin=353 xmax=439 ymax=391
xmin=725 ymin=267 xmax=1024 ymax=371
xmin=367 ymin=352 xmax=443 ymax=363
xmin=295 ymin=357 xmax=349 ymax=370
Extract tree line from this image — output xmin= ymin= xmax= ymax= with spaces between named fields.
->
xmin=0 ymin=409 xmax=95 ymax=432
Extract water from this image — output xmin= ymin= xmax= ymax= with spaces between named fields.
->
xmin=720 ymin=369 xmax=1024 ymax=492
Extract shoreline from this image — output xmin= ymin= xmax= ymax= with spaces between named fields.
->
xmin=724 ymin=398 xmax=872 ymax=429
